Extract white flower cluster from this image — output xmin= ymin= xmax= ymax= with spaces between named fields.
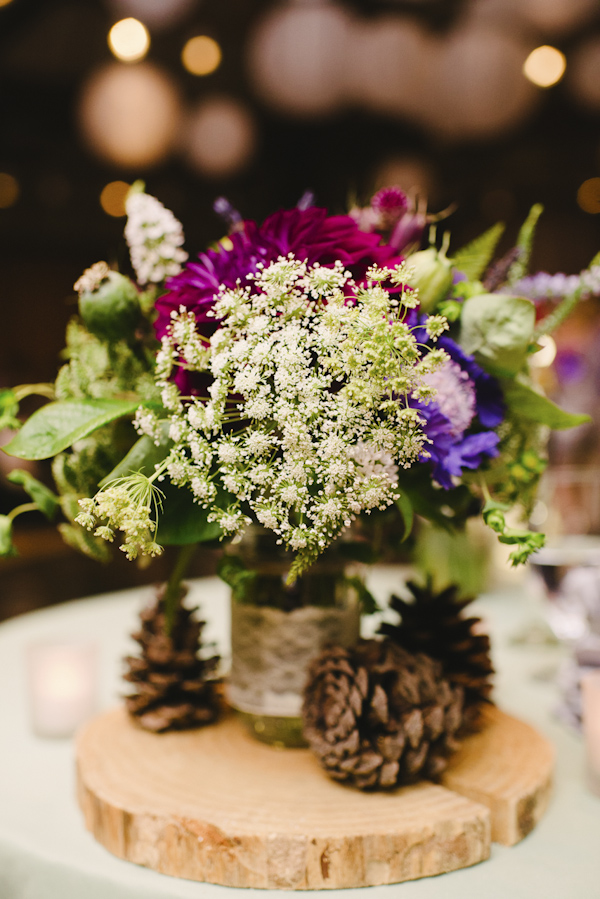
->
xmin=125 ymin=190 xmax=188 ymax=285
xmin=153 ymin=255 xmax=447 ymax=580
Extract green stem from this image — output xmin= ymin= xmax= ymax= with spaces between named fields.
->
xmin=163 ymin=543 xmax=197 ymax=634
xmin=8 ymin=502 xmax=38 ymax=521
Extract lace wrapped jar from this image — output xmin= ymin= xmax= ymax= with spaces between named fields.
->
xmin=224 ymin=527 xmax=363 ymax=747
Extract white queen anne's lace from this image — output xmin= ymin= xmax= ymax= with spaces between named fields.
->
xmin=125 ymin=189 xmax=188 ymax=285
xmin=153 ymin=255 xmax=447 ymax=580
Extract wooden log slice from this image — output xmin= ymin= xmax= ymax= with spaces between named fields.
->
xmin=75 ymin=705 xmax=553 ymax=889
xmin=441 ymin=704 xmax=555 ymax=846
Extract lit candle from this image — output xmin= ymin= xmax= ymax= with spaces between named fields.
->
xmin=581 ymin=670 xmax=600 ymax=797
xmin=27 ymin=642 xmax=97 ymax=738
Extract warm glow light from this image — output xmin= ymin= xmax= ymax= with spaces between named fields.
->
xmin=182 ymin=35 xmax=222 ymax=76
xmin=184 ymin=96 xmax=257 ymax=177
xmin=100 ymin=180 xmax=130 ymax=217
xmin=79 ymin=62 xmax=182 ymax=169
xmin=0 ymin=172 xmax=19 ymax=208
xmin=108 ymin=17 xmax=150 ymax=62
xmin=523 ymin=45 xmax=566 ymax=88
xmin=530 ymin=335 xmax=557 ymax=368
xmin=0 ymin=0 xmax=15 ymax=7
xmin=577 ymin=177 xmax=600 ymax=213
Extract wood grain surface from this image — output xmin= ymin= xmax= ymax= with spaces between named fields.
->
xmin=441 ymin=704 xmax=555 ymax=846
xmin=76 ymin=704 xmax=553 ymax=889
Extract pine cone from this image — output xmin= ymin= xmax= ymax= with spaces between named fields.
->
xmin=124 ymin=586 xmax=221 ymax=733
xmin=302 ymin=639 xmax=464 ymax=790
xmin=379 ymin=579 xmax=494 ymax=728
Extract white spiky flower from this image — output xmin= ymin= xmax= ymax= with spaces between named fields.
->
xmin=125 ymin=187 xmax=188 ymax=285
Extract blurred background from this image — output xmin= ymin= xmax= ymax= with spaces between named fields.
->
xmin=1 ymin=0 xmax=600 ymax=620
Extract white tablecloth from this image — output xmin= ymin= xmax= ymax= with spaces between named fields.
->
xmin=0 ymin=569 xmax=598 ymax=899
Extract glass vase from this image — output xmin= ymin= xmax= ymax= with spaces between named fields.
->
xmin=226 ymin=527 xmax=362 ymax=747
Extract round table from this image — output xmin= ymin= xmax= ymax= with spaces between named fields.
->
xmin=0 ymin=569 xmax=598 ymax=899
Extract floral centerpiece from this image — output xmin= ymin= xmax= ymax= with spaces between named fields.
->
xmin=0 ymin=184 xmax=592 ymax=766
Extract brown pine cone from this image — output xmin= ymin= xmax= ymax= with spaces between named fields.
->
xmin=123 ymin=585 xmax=221 ymax=733
xmin=379 ymin=579 xmax=494 ymax=728
xmin=302 ymin=639 xmax=464 ymax=790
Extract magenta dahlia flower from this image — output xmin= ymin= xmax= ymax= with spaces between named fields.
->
xmin=155 ymin=205 xmax=403 ymax=394
xmin=155 ymin=206 xmax=401 ymax=340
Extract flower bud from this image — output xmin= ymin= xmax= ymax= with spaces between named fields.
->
xmin=407 ymin=247 xmax=454 ymax=312
xmin=78 ymin=271 xmax=141 ymax=342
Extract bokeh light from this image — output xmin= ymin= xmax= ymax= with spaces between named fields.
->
xmin=79 ymin=62 xmax=182 ymax=168
xmin=184 ymin=96 xmax=257 ymax=177
xmin=100 ymin=181 xmax=130 ymax=217
xmin=530 ymin=335 xmax=558 ymax=368
xmin=182 ymin=35 xmax=222 ymax=76
xmin=108 ymin=17 xmax=150 ymax=63
xmin=523 ymin=46 xmax=566 ymax=88
xmin=425 ymin=26 xmax=537 ymax=139
xmin=248 ymin=2 xmax=351 ymax=117
xmin=0 ymin=172 xmax=20 ymax=208
xmin=577 ymin=177 xmax=600 ymax=213
xmin=0 ymin=0 xmax=15 ymax=7
xmin=107 ymin=0 xmax=196 ymax=31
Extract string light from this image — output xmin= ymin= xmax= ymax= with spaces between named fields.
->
xmin=181 ymin=35 xmax=222 ymax=76
xmin=523 ymin=45 xmax=566 ymax=88
xmin=108 ymin=17 xmax=150 ymax=63
xmin=100 ymin=181 xmax=130 ymax=217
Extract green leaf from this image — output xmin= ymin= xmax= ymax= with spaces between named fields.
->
xmin=6 ymin=470 xmax=59 ymax=521
xmin=100 ymin=422 xmax=172 ymax=485
xmin=451 ymin=222 xmax=505 ymax=280
xmin=158 ymin=481 xmax=223 ymax=545
xmin=3 ymin=399 xmax=141 ymax=460
xmin=507 ymin=204 xmax=543 ymax=284
xmin=500 ymin=379 xmax=591 ymax=430
xmin=0 ymin=389 xmax=20 ymax=431
xmin=0 ymin=515 xmax=17 ymax=557
xmin=459 ymin=293 xmax=536 ymax=376
xmin=589 ymin=250 xmax=600 ymax=267
xmin=395 ymin=492 xmax=414 ymax=541
xmin=345 ymin=575 xmax=380 ymax=615
xmin=57 ymin=522 xmax=112 ymax=563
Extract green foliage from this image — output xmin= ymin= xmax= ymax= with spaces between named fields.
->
xmin=57 ymin=521 xmax=112 ymax=563
xmin=78 ymin=271 xmax=141 ymax=342
xmin=3 ymin=398 xmax=142 ymax=460
xmin=394 ymin=491 xmax=414 ymax=541
xmin=0 ymin=515 xmax=17 ymax=557
xmin=451 ymin=222 xmax=505 ymax=280
xmin=55 ymin=318 xmax=158 ymax=403
xmin=6 ymin=470 xmax=59 ymax=520
xmin=482 ymin=497 xmax=545 ymax=566
xmin=507 ymin=204 xmax=544 ymax=284
xmin=500 ymin=379 xmax=591 ymax=430
xmin=158 ymin=481 xmax=223 ymax=545
xmin=217 ymin=554 xmax=257 ymax=600
xmin=458 ymin=293 xmax=536 ymax=376
xmin=0 ymin=389 xmax=20 ymax=431
xmin=395 ymin=467 xmax=476 ymax=534
xmin=344 ymin=575 xmax=380 ymax=615
xmin=100 ymin=424 xmax=171 ymax=485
